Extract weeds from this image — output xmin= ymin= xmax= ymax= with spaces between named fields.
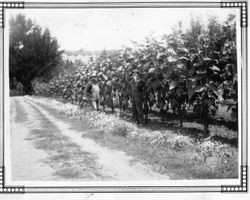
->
xmin=27 ymin=96 xmax=238 ymax=179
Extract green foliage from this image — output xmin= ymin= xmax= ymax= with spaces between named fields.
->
xmin=164 ymin=15 xmax=237 ymax=134
xmin=9 ymin=14 xmax=63 ymax=93
xmin=32 ymin=15 xmax=237 ymax=135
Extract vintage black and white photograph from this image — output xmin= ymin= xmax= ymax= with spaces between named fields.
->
xmin=1 ymin=1 xmax=246 ymax=191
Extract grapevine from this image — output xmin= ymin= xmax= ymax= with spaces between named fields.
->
xmin=32 ymin=16 xmax=237 ymax=136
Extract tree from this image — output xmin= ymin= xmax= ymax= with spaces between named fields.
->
xmin=31 ymin=14 xmax=237 ymax=136
xmin=165 ymin=16 xmax=237 ymax=135
xmin=9 ymin=14 xmax=63 ymax=94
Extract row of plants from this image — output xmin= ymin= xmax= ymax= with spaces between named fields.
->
xmin=32 ymin=15 xmax=237 ymax=135
xmin=27 ymin=96 xmax=238 ymax=179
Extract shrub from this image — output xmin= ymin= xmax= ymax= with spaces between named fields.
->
xmin=165 ymin=134 xmax=193 ymax=151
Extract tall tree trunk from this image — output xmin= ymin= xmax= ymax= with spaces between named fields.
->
xmin=202 ymin=104 xmax=209 ymax=136
xmin=179 ymin=105 xmax=184 ymax=128
xmin=22 ymin=81 xmax=32 ymax=95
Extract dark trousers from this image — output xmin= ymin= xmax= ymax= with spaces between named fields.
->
xmin=131 ymin=96 xmax=144 ymax=124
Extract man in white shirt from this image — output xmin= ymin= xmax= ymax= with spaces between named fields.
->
xmin=84 ymin=74 xmax=100 ymax=111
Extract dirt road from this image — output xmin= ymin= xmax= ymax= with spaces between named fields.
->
xmin=10 ymin=96 xmax=169 ymax=181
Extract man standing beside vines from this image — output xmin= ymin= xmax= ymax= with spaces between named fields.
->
xmin=84 ymin=73 xmax=101 ymax=111
xmin=130 ymin=70 xmax=144 ymax=124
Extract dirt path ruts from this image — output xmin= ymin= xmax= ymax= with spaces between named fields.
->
xmin=11 ymin=97 xmax=104 ymax=181
xmin=11 ymin=96 xmax=169 ymax=181
xmin=10 ymin=97 xmax=54 ymax=180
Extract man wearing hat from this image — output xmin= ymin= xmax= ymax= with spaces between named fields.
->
xmin=130 ymin=69 xmax=144 ymax=124
xmin=84 ymin=72 xmax=100 ymax=111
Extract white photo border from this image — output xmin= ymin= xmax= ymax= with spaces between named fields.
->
xmin=0 ymin=1 xmax=248 ymax=193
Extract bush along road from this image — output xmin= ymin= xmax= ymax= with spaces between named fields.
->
xmin=10 ymin=96 xmax=238 ymax=181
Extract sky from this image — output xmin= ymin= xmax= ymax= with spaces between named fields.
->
xmin=7 ymin=8 xmax=236 ymax=51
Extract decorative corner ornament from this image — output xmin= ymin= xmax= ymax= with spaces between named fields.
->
xmin=0 ymin=2 xmax=24 ymax=28
xmin=221 ymin=1 xmax=247 ymax=27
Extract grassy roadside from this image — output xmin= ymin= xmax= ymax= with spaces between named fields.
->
xmin=29 ymin=96 xmax=239 ymax=180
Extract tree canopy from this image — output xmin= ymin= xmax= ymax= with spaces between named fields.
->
xmin=32 ymin=14 xmax=237 ymax=135
xmin=9 ymin=14 xmax=63 ymax=93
